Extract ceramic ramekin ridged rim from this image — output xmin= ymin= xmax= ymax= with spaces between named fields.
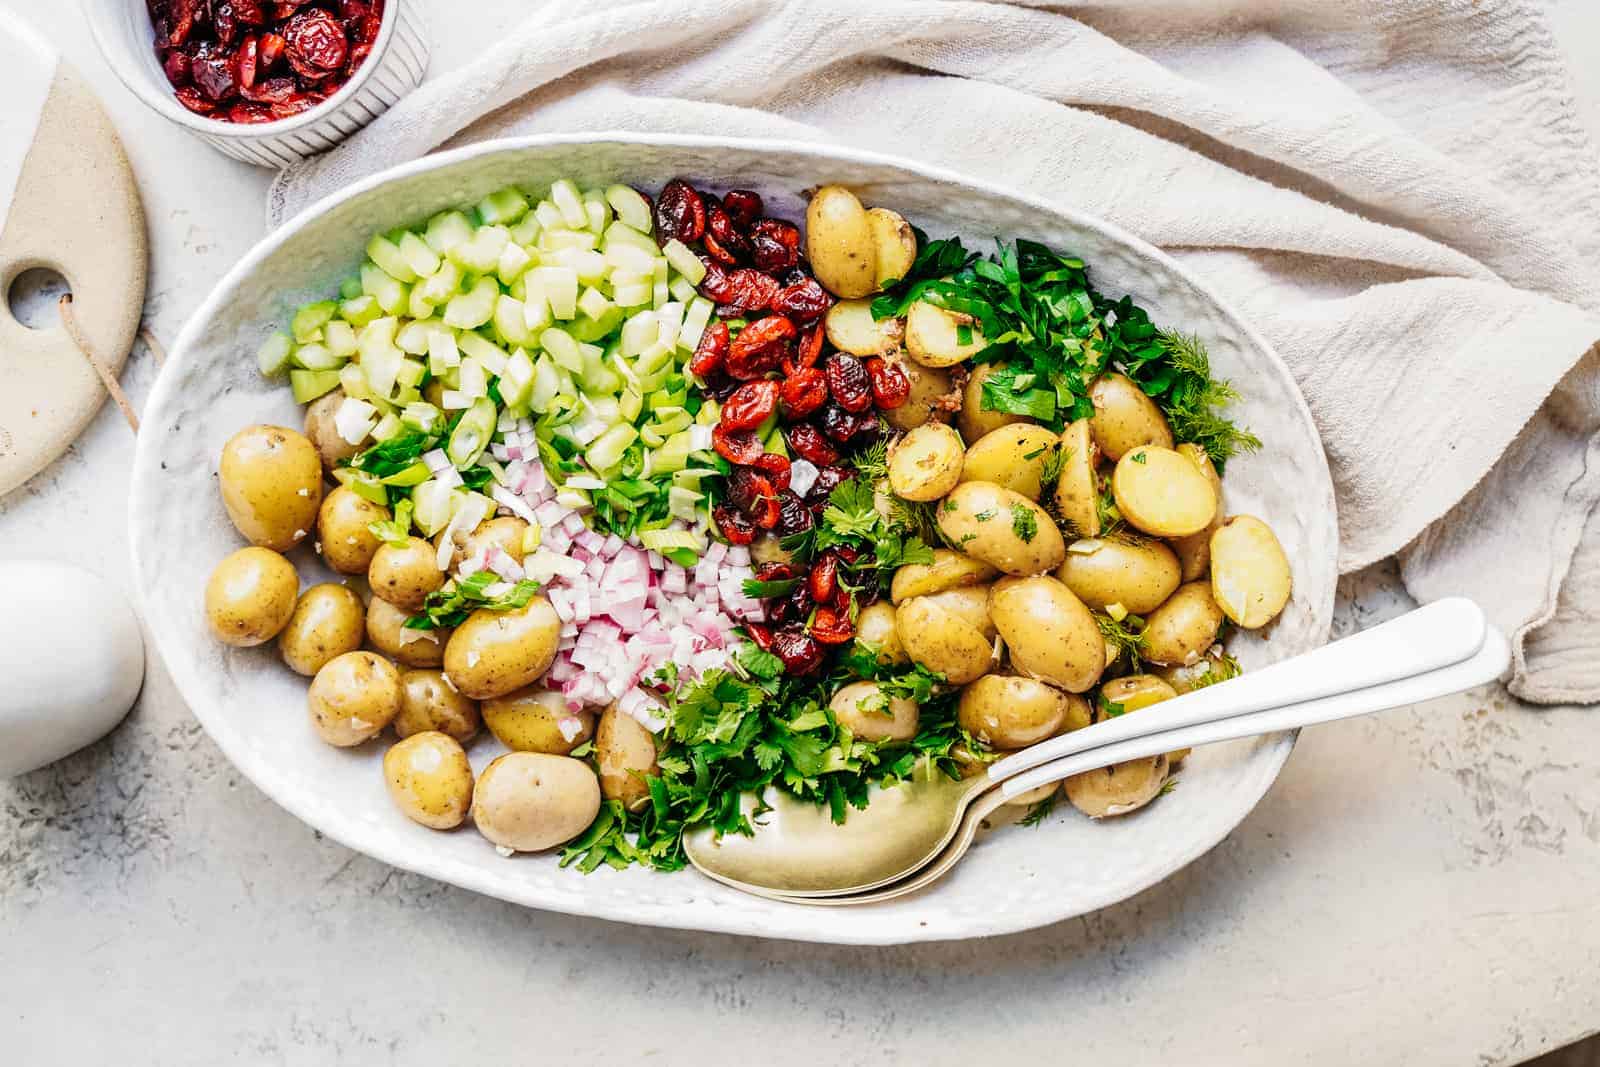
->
xmin=130 ymin=132 xmax=1337 ymax=944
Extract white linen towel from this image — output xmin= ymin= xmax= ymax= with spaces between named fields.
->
xmin=271 ymin=0 xmax=1600 ymax=704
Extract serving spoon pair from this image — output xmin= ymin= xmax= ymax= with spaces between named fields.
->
xmin=684 ymin=598 xmax=1508 ymax=905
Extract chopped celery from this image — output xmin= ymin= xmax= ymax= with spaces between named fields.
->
xmin=458 ymin=331 xmax=509 ymax=376
xmin=367 ymin=234 xmax=418 ymax=283
xmin=424 ymin=210 xmax=475 ymax=255
xmin=496 ymin=242 xmax=533 ymax=285
xmin=427 ymin=329 xmax=460 ymax=374
xmin=449 ymin=226 xmax=510 ymax=274
xmin=638 ymin=527 xmax=704 ymax=557
xmin=339 ymin=277 xmax=363 ymax=300
xmin=334 ymin=467 xmax=389 ymax=506
xmin=289 ymin=368 xmax=341 ymax=403
xmin=587 ymin=423 xmax=639 ymax=472
xmin=411 ymin=480 xmax=460 ymax=535
xmin=661 ymin=239 xmax=706 ymax=285
xmin=394 ymin=357 xmax=426 ymax=393
xmin=604 ymin=221 xmax=658 ymax=255
xmin=458 ymin=358 xmax=489 ymax=399
xmin=417 ymin=258 xmax=464 ymax=305
xmin=444 ymin=277 xmax=499 ymax=330
xmin=257 ymin=332 xmax=293 ymax=377
xmin=509 ymin=215 xmax=541 ymax=247
xmin=605 ymin=184 xmax=652 ymax=234
xmin=550 ymin=179 xmax=587 ymax=228
xmin=362 ymin=263 xmax=408 ymax=314
xmin=571 ymin=306 xmax=624 ymax=342
xmin=291 ymin=342 xmax=340 ymax=371
xmin=541 ymin=326 xmax=583 ymax=373
xmin=477 ymin=187 xmax=530 ymax=226
xmin=533 ymin=266 xmax=578 ymax=320
xmin=493 ymin=295 xmax=532 ymax=347
xmin=402 ymin=402 xmax=443 ymax=433
xmin=398 ymin=232 xmax=441 ymax=278
xmin=543 ymin=229 xmax=598 ymax=252
xmin=576 ymin=286 xmax=612 ymax=321
xmin=338 ymin=362 xmax=369 ymax=399
xmin=325 ymin=320 xmax=358 ymax=358
xmin=534 ymin=200 xmax=565 ymax=232
xmin=667 ymin=486 xmax=702 ymax=522
xmin=341 ymin=294 xmax=381 ymax=326
xmin=292 ymin=301 xmax=336 ymax=343
xmin=448 ymin=397 xmax=496 ymax=468
xmin=370 ymin=413 xmax=404 ymax=443
xmin=358 ymin=318 xmax=403 ymax=397
xmin=583 ymin=194 xmax=610 ymax=235
xmin=395 ymin=320 xmax=431 ymax=355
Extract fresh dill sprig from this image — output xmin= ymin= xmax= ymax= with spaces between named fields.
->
xmin=1096 ymin=611 xmax=1146 ymax=671
xmin=1150 ymin=330 xmax=1261 ymax=468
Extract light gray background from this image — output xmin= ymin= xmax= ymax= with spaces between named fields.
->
xmin=3 ymin=2 xmax=1598 ymax=1064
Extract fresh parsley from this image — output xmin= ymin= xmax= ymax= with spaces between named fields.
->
xmin=404 ymin=571 xmax=542 ymax=631
xmin=1010 ymin=503 xmax=1038 ymax=543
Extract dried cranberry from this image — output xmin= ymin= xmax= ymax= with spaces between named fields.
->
xmin=754 ymin=561 xmax=798 ymax=583
xmin=866 ymin=357 xmax=910 ymax=410
xmin=162 ymin=49 xmax=192 ymax=87
xmin=805 ymin=466 xmax=852 ymax=508
xmin=336 ymin=0 xmax=369 ymax=20
xmin=240 ymin=75 xmax=296 ymax=103
xmin=654 ymin=179 xmax=705 ymax=244
xmin=772 ymin=274 xmax=832 ymax=324
xmin=780 ymin=369 xmax=829 ymax=420
xmin=191 ymin=52 xmax=239 ymax=102
xmin=772 ymin=628 xmax=823 ymax=675
xmin=234 ymin=0 xmax=268 ymax=22
xmin=713 ymin=504 xmax=756 ymax=546
xmin=783 ymin=322 xmax=824 ymax=376
xmin=174 ymin=85 xmax=216 ymax=114
xmin=727 ymin=315 xmax=796 ymax=380
xmin=750 ymin=451 xmax=792 ymax=490
xmin=824 ymin=354 xmax=873 ymax=414
xmin=688 ymin=319 xmax=729 ymax=378
xmin=716 ymin=270 xmax=781 ymax=316
xmin=808 ymin=554 xmax=838 ymax=604
xmin=698 ymin=258 xmax=733 ymax=303
xmin=774 ymin=490 xmax=814 ymax=537
xmin=712 ymin=425 xmax=765 ymax=466
xmin=227 ymin=101 xmax=277 ymax=123
xmin=235 ymin=35 xmax=259 ymax=89
xmin=722 ymin=190 xmax=763 ymax=228
xmin=269 ymin=94 xmax=323 ymax=119
xmin=704 ymin=202 xmax=749 ymax=265
xmin=745 ymin=622 xmax=775 ymax=652
xmin=719 ymin=380 xmax=779 ymax=432
xmin=750 ymin=218 xmax=801 ymax=273
xmin=820 ymin=403 xmax=859 ymax=444
xmin=786 ymin=423 xmax=840 ymax=466
xmin=213 ymin=1 xmax=241 ymax=47
xmin=283 ymin=9 xmax=348 ymax=77
xmin=809 ymin=608 xmax=854 ymax=646
xmin=729 ymin=469 xmax=780 ymax=529
xmin=259 ymin=31 xmax=287 ymax=67
xmin=164 ymin=0 xmax=200 ymax=46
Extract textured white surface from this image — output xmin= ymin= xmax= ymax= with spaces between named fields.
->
xmin=0 ymin=10 xmax=54 ymax=225
xmin=2 ymin=0 xmax=1598 ymax=1063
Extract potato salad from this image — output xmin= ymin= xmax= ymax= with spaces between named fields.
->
xmin=203 ymin=177 xmax=1291 ymax=871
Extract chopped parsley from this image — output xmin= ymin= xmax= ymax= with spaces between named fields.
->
xmin=1010 ymin=503 xmax=1038 ymax=543
xmin=404 ymin=571 xmax=541 ymax=630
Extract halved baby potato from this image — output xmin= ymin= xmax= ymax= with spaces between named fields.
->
xmin=1210 ymin=515 xmax=1292 ymax=629
xmin=1111 ymin=445 xmax=1217 ymax=537
xmin=1088 ymin=373 xmax=1173 ymax=460
xmin=867 ymin=207 xmax=916 ymax=289
xmin=824 ymin=298 xmax=904 ymax=357
xmin=889 ymin=548 xmax=998 ymax=603
xmin=1168 ymin=443 xmax=1223 ymax=581
xmin=905 ymin=300 xmax=986 ymax=368
xmin=960 ymin=425 xmax=1059 ymax=500
xmin=1053 ymin=419 xmax=1101 ymax=538
xmin=887 ymin=422 xmax=965 ymax=501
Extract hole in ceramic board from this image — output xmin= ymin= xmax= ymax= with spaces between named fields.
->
xmin=7 ymin=267 xmax=71 ymax=330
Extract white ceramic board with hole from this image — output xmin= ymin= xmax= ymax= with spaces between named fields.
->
xmin=0 ymin=10 xmax=146 ymax=496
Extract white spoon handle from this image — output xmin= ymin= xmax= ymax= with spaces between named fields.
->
xmin=999 ymin=625 xmax=1510 ymax=800
xmin=987 ymin=597 xmax=1487 ymax=787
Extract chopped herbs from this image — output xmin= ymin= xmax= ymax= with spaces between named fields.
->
xmin=1130 ymin=451 xmax=1147 ymax=464
xmin=1010 ymin=503 xmax=1038 ymax=543
xmin=404 ymin=571 xmax=541 ymax=630
xmin=1018 ymin=790 xmax=1058 ymax=827
xmin=741 ymin=576 xmax=802 ymax=599
xmin=974 ymin=508 xmax=997 ymax=522
xmin=1097 ymin=611 xmax=1146 ymax=671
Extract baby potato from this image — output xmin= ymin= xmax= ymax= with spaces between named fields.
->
xmin=1088 ymin=373 xmax=1174 ymax=460
xmin=883 ymin=360 xmax=955 ymax=432
xmin=1063 ymin=753 xmax=1170 ymax=818
xmin=1060 ymin=691 xmax=1095 ymax=733
xmin=855 ymin=601 xmax=909 ymax=666
xmin=1141 ymin=580 xmax=1224 ymax=666
xmin=367 ymin=536 xmax=445 ymax=611
xmin=958 ymin=675 xmax=1069 ymax=749
xmin=595 ymin=705 xmax=659 ymax=812
xmin=444 ymin=596 xmax=561 ymax=700
xmin=957 ymin=362 xmax=1032 ymax=444
xmin=461 ymin=516 xmax=531 ymax=567
xmin=890 ymin=548 xmax=999 ymax=603
xmin=1056 ymin=535 xmax=1181 ymax=615
xmin=472 ymin=752 xmax=601 ymax=853
xmin=904 ymin=300 xmax=986 ymax=368
xmin=1054 ymin=419 xmax=1101 ymax=538
xmin=205 ymin=546 xmax=299 ymax=647
xmin=920 ymin=585 xmax=995 ymax=639
xmin=367 ymin=595 xmax=449 ymax=668
xmin=396 ymin=669 xmax=481 ymax=743
xmin=219 ymin=424 xmax=323 ymax=552
xmin=867 ymin=207 xmax=916 ymax=288
xmin=317 ymin=486 xmax=388 ymax=576
xmin=824 ymin=298 xmax=904 ymax=357
xmin=307 ymin=651 xmax=401 ymax=747
xmin=896 ymin=596 xmax=994 ymax=685
xmin=806 ymin=184 xmax=877 ymax=299
xmin=887 ymin=422 xmax=965 ymax=502
xmin=960 ymin=425 xmax=1060 ymax=500
xmin=1168 ymin=444 xmax=1223 ymax=581
xmin=278 ymin=583 xmax=365 ymax=676
xmin=303 ymin=389 xmax=361 ymax=474
xmin=989 ymin=576 xmax=1105 ymax=693
xmin=383 ymin=731 xmax=473 ymax=830
xmin=1155 ymin=649 xmax=1237 ymax=695
xmin=937 ymin=481 xmax=1065 ymax=576
xmin=1102 ymin=673 xmax=1189 ymax=761
xmin=1210 ymin=515 xmax=1292 ymax=629
xmin=1111 ymin=445 xmax=1218 ymax=538
xmin=830 ymin=681 xmax=920 ymax=743
xmin=483 ymin=686 xmax=595 ymax=756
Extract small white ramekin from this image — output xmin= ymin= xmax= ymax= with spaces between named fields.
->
xmin=85 ymin=0 xmax=429 ymax=167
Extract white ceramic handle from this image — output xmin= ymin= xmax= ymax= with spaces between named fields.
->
xmin=999 ymin=624 xmax=1510 ymax=800
xmin=988 ymin=597 xmax=1487 ymax=787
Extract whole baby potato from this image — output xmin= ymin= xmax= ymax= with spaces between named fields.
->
xmin=1053 ymin=419 xmax=1101 ymax=538
xmin=867 ymin=207 xmax=916 ymax=289
xmin=1168 ymin=443 xmax=1224 ymax=581
xmin=1063 ymin=753 xmax=1171 ymax=818
xmin=960 ymin=425 xmax=1060 ymax=500
xmin=1088 ymin=373 xmax=1174 ymax=460
xmin=1210 ymin=515 xmax=1292 ymax=629
xmin=888 ymin=422 xmax=966 ymax=502
xmin=444 ymin=596 xmax=561 ymax=700
xmin=1141 ymin=580 xmax=1224 ymax=666
xmin=830 ymin=681 xmax=920 ymax=743
xmin=1111 ymin=445 xmax=1218 ymax=538
xmin=367 ymin=595 xmax=449 ymax=668
xmin=595 ymin=705 xmax=659 ymax=812
xmin=205 ymin=546 xmax=299 ymax=647
xmin=483 ymin=686 xmax=595 ymax=756
xmin=824 ymin=298 xmax=905 ymax=357
xmin=367 ymin=536 xmax=445 ymax=611
xmin=989 ymin=576 xmax=1105 ymax=693
xmin=890 ymin=548 xmax=999 ymax=603
xmin=958 ymin=675 xmax=1069 ymax=749
xmin=1101 ymin=673 xmax=1189 ymax=761
xmin=472 ymin=752 xmax=601 ymax=853
xmin=1056 ymin=536 xmax=1182 ymax=615
xmin=317 ymin=486 xmax=388 ymax=576
xmin=896 ymin=596 xmax=994 ymax=685
xmin=854 ymin=601 xmax=909 ymax=666
xmin=904 ymin=300 xmax=986 ymax=368
xmin=383 ymin=731 xmax=474 ymax=830
xmin=806 ymin=184 xmax=877 ymax=299
xmin=307 ymin=650 xmax=401 ymax=747
xmin=303 ymin=389 xmax=361 ymax=474
xmin=396 ymin=669 xmax=481 ymax=743
xmin=937 ymin=481 xmax=1065 ymax=576
xmin=460 ymin=516 xmax=531 ymax=569
xmin=883 ymin=360 xmax=955 ymax=432
xmin=219 ymin=424 xmax=323 ymax=551
xmin=277 ymin=583 xmax=365 ymax=676
xmin=957 ymin=362 xmax=1031 ymax=444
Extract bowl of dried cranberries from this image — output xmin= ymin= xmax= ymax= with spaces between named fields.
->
xmin=86 ymin=0 xmax=429 ymax=167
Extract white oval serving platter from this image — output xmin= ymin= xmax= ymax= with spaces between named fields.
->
xmin=128 ymin=133 xmax=1337 ymax=945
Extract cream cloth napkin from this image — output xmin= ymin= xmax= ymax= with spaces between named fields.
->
xmin=270 ymin=0 xmax=1600 ymax=704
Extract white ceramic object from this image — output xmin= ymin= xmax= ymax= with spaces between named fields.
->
xmin=0 ymin=560 xmax=144 ymax=778
xmin=127 ymin=134 xmax=1338 ymax=945
xmin=85 ymin=0 xmax=429 ymax=167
